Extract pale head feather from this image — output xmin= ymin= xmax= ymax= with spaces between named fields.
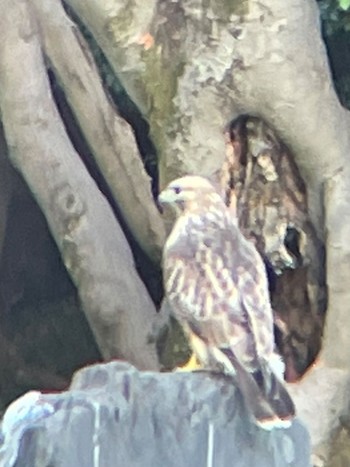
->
xmin=158 ymin=176 xmax=224 ymax=214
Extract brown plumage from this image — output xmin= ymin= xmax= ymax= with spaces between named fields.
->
xmin=159 ymin=175 xmax=295 ymax=429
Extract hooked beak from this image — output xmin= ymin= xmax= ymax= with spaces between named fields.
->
xmin=157 ymin=187 xmax=184 ymax=215
xmin=158 ymin=188 xmax=176 ymax=206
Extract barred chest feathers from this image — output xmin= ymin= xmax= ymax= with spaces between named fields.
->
xmin=164 ymin=208 xmax=231 ymax=259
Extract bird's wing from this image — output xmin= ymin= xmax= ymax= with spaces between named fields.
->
xmin=164 ymin=214 xmax=274 ymax=365
xmin=233 ymin=236 xmax=275 ymax=360
xmin=205 ymin=219 xmax=274 ymax=351
xmin=163 ymin=214 xmax=295 ymax=426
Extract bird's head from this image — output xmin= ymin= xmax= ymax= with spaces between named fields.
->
xmin=158 ymin=176 xmax=223 ymax=214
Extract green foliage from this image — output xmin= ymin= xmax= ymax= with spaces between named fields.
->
xmin=339 ymin=0 xmax=350 ymax=11
xmin=318 ymin=0 xmax=350 ymax=34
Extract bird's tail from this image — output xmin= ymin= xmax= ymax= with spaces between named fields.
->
xmin=222 ymin=350 xmax=295 ymax=430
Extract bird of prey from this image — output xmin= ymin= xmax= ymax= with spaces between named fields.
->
xmin=158 ymin=175 xmax=295 ymax=429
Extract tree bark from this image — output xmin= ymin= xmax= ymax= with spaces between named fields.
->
xmin=32 ymin=0 xmax=165 ymax=262
xmin=1 ymin=0 xmax=350 ymax=462
xmin=61 ymin=0 xmax=350 ymax=461
xmin=0 ymin=0 xmax=159 ymax=371
xmin=64 ymin=0 xmax=229 ymax=185
xmin=220 ymin=0 xmax=350 ymax=373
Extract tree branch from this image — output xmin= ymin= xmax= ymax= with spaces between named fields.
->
xmin=64 ymin=0 xmax=157 ymax=116
xmin=227 ymin=0 xmax=350 ymax=369
xmin=32 ymin=0 xmax=165 ymax=262
xmin=0 ymin=0 xmax=159 ymax=370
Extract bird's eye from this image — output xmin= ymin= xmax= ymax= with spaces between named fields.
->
xmin=173 ymin=186 xmax=181 ymax=194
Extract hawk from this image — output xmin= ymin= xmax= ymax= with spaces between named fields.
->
xmin=158 ymin=175 xmax=295 ymax=429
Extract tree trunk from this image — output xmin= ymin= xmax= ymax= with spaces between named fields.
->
xmin=0 ymin=0 xmax=159 ymax=371
xmin=0 ymin=0 xmax=349 ymax=463
xmin=32 ymin=0 xmax=166 ymax=262
xmin=61 ymin=0 xmax=350 ymax=462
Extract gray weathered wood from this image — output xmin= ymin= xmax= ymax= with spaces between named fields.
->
xmin=0 ymin=362 xmax=311 ymax=467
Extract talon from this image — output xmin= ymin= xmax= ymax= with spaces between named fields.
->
xmin=175 ymin=353 xmax=202 ymax=372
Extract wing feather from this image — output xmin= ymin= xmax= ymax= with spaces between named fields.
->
xmin=163 ymin=211 xmax=274 ymax=370
xmin=161 ymin=180 xmax=294 ymax=427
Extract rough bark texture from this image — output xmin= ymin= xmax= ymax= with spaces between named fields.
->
xmin=32 ymin=0 xmax=165 ymax=262
xmin=221 ymin=116 xmax=326 ymax=380
xmin=0 ymin=0 xmax=159 ymax=371
xmin=0 ymin=362 xmax=311 ymax=467
xmin=64 ymin=0 xmax=239 ymax=186
xmin=288 ymin=367 xmax=350 ymax=467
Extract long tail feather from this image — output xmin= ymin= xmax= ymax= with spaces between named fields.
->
xmin=221 ymin=349 xmax=295 ymax=429
xmin=257 ymin=359 xmax=295 ymax=421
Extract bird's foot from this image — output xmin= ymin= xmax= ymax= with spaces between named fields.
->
xmin=175 ymin=353 xmax=203 ymax=372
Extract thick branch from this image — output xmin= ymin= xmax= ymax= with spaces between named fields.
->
xmin=288 ymin=366 xmax=350 ymax=463
xmin=64 ymin=0 xmax=228 ymax=186
xmin=33 ymin=0 xmax=165 ymax=262
xmin=0 ymin=0 xmax=159 ymax=370
xmin=64 ymin=0 xmax=157 ymax=117
xmin=227 ymin=0 xmax=350 ymax=369
xmin=227 ymin=0 xmax=350 ymax=224
xmin=322 ymin=170 xmax=350 ymax=367
xmin=224 ymin=1 xmax=350 ymax=370
xmin=63 ymin=0 xmax=350 ymax=209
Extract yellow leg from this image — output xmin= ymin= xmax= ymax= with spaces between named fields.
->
xmin=175 ymin=328 xmax=211 ymax=372
xmin=176 ymin=352 xmax=202 ymax=372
